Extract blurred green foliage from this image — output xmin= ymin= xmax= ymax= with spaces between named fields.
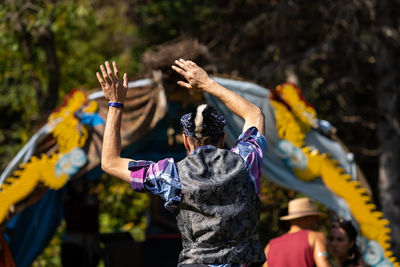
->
xmin=0 ymin=0 xmax=138 ymax=171
xmin=97 ymin=174 xmax=149 ymax=242
xmin=0 ymin=1 xmax=146 ymax=265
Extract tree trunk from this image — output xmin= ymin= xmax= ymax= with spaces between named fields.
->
xmin=38 ymin=26 xmax=60 ymax=117
xmin=376 ymin=1 xmax=400 ymax=258
xmin=376 ymin=56 xmax=400 ymax=258
xmin=14 ymin=5 xmax=60 ymax=119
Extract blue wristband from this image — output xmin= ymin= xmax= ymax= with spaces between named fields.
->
xmin=108 ymin=102 xmax=124 ymax=108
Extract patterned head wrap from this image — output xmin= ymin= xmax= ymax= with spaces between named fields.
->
xmin=180 ymin=104 xmax=226 ymax=138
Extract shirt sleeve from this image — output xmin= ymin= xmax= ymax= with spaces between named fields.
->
xmin=128 ymin=158 xmax=181 ymax=213
xmin=231 ymin=127 xmax=267 ymax=196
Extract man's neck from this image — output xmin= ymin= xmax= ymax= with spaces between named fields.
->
xmin=288 ymin=224 xmax=305 ymax=233
xmin=189 ymin=145 xmax=217 ymax=156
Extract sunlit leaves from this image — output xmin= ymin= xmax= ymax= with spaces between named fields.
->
xmin=97 ymin=174 xmax=149 ymax=242
xmin=0 ymin=0 xmax=138 ymax=171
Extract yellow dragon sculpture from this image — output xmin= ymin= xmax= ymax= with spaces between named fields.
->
xmin=0 ymin=89 xmax=95 ymax=224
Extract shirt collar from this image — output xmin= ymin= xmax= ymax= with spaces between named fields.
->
xmin=190 ymin=145 xmax=217 ymax=156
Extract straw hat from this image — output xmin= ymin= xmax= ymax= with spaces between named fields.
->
xmin=280 ymin=197 xmax=327 ymax=221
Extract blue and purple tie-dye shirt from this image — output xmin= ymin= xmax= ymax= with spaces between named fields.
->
xmin=128 ymin=127 xmax=267 ymax=213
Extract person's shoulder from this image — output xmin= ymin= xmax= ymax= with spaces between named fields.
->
xmin=235 ymin=126 xmax=267 ymax=149
xmin=308 ymin=230 xmax=327 ymax=242
xmin=268 ymin=232 xmax=290 ymax=244
xmin=238 ymin=126 xmax=262 ymax=140
xmin=308 ymin=230 xmax=325 ymax=237
xmin=307 ymin=230 xmax=328 ymax=250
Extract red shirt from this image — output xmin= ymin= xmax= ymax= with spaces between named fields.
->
xmin=0 ymin=231 xmax=16 ymax=267
xmin=267 ymin=230 xmax=315 ymax=267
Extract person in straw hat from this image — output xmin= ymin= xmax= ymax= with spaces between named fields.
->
xmin=263 ymin=197 xmax=331 ymax=267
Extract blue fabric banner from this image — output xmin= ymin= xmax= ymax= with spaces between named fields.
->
xmin=5 ymin=189 xmax=65 ymax=267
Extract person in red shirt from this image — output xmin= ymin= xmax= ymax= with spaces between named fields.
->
xmin=263 ymin=197 xmax=331 ymax=267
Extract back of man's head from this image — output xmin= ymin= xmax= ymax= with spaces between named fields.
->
xmin=289 ymin=215 xmax=320 ymax=231
xmin=180 ymin=104 xmax=226 ymax=148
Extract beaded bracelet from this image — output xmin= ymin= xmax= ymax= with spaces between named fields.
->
xmin=108 ymin=102 xmax=124 ymax=108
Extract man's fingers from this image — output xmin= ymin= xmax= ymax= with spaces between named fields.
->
xmin=96 ymin=72 xmax=105 ymax=87
xmin=105 ymin=61 xmax=113 ymax=75
xmin=113 ymin=61 xmax=120 ymax=79
xmin=171 ymin=65 xmax=186 ymax=77
xmin=123 ymin=73 xmax=128 ymax=88
xmin=100 ymin=65 xmax=111 ymax=83
xmin=105 ymin=61 xmax=117 ymax=83
xmin=177 ymin=81 xmax=192 ymax=89
xmin=174 ymin=59 xmax=191 ymax=71
xmin=187 ymin=60 xmax=197 ymax=67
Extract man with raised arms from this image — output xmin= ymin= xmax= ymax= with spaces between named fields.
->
xmin=97 ymin=59 xmax=267 ymax=266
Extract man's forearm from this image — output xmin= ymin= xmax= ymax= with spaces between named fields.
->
xmin=103 ymin=107 xmax=123 ymax=161
xmin=101 ymin=106 xmax=131 ymax=182
xmin=201 ymin=79 xmax=265 ymax=134
xmin=96 ymin=61 xmax=131 ymax=182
